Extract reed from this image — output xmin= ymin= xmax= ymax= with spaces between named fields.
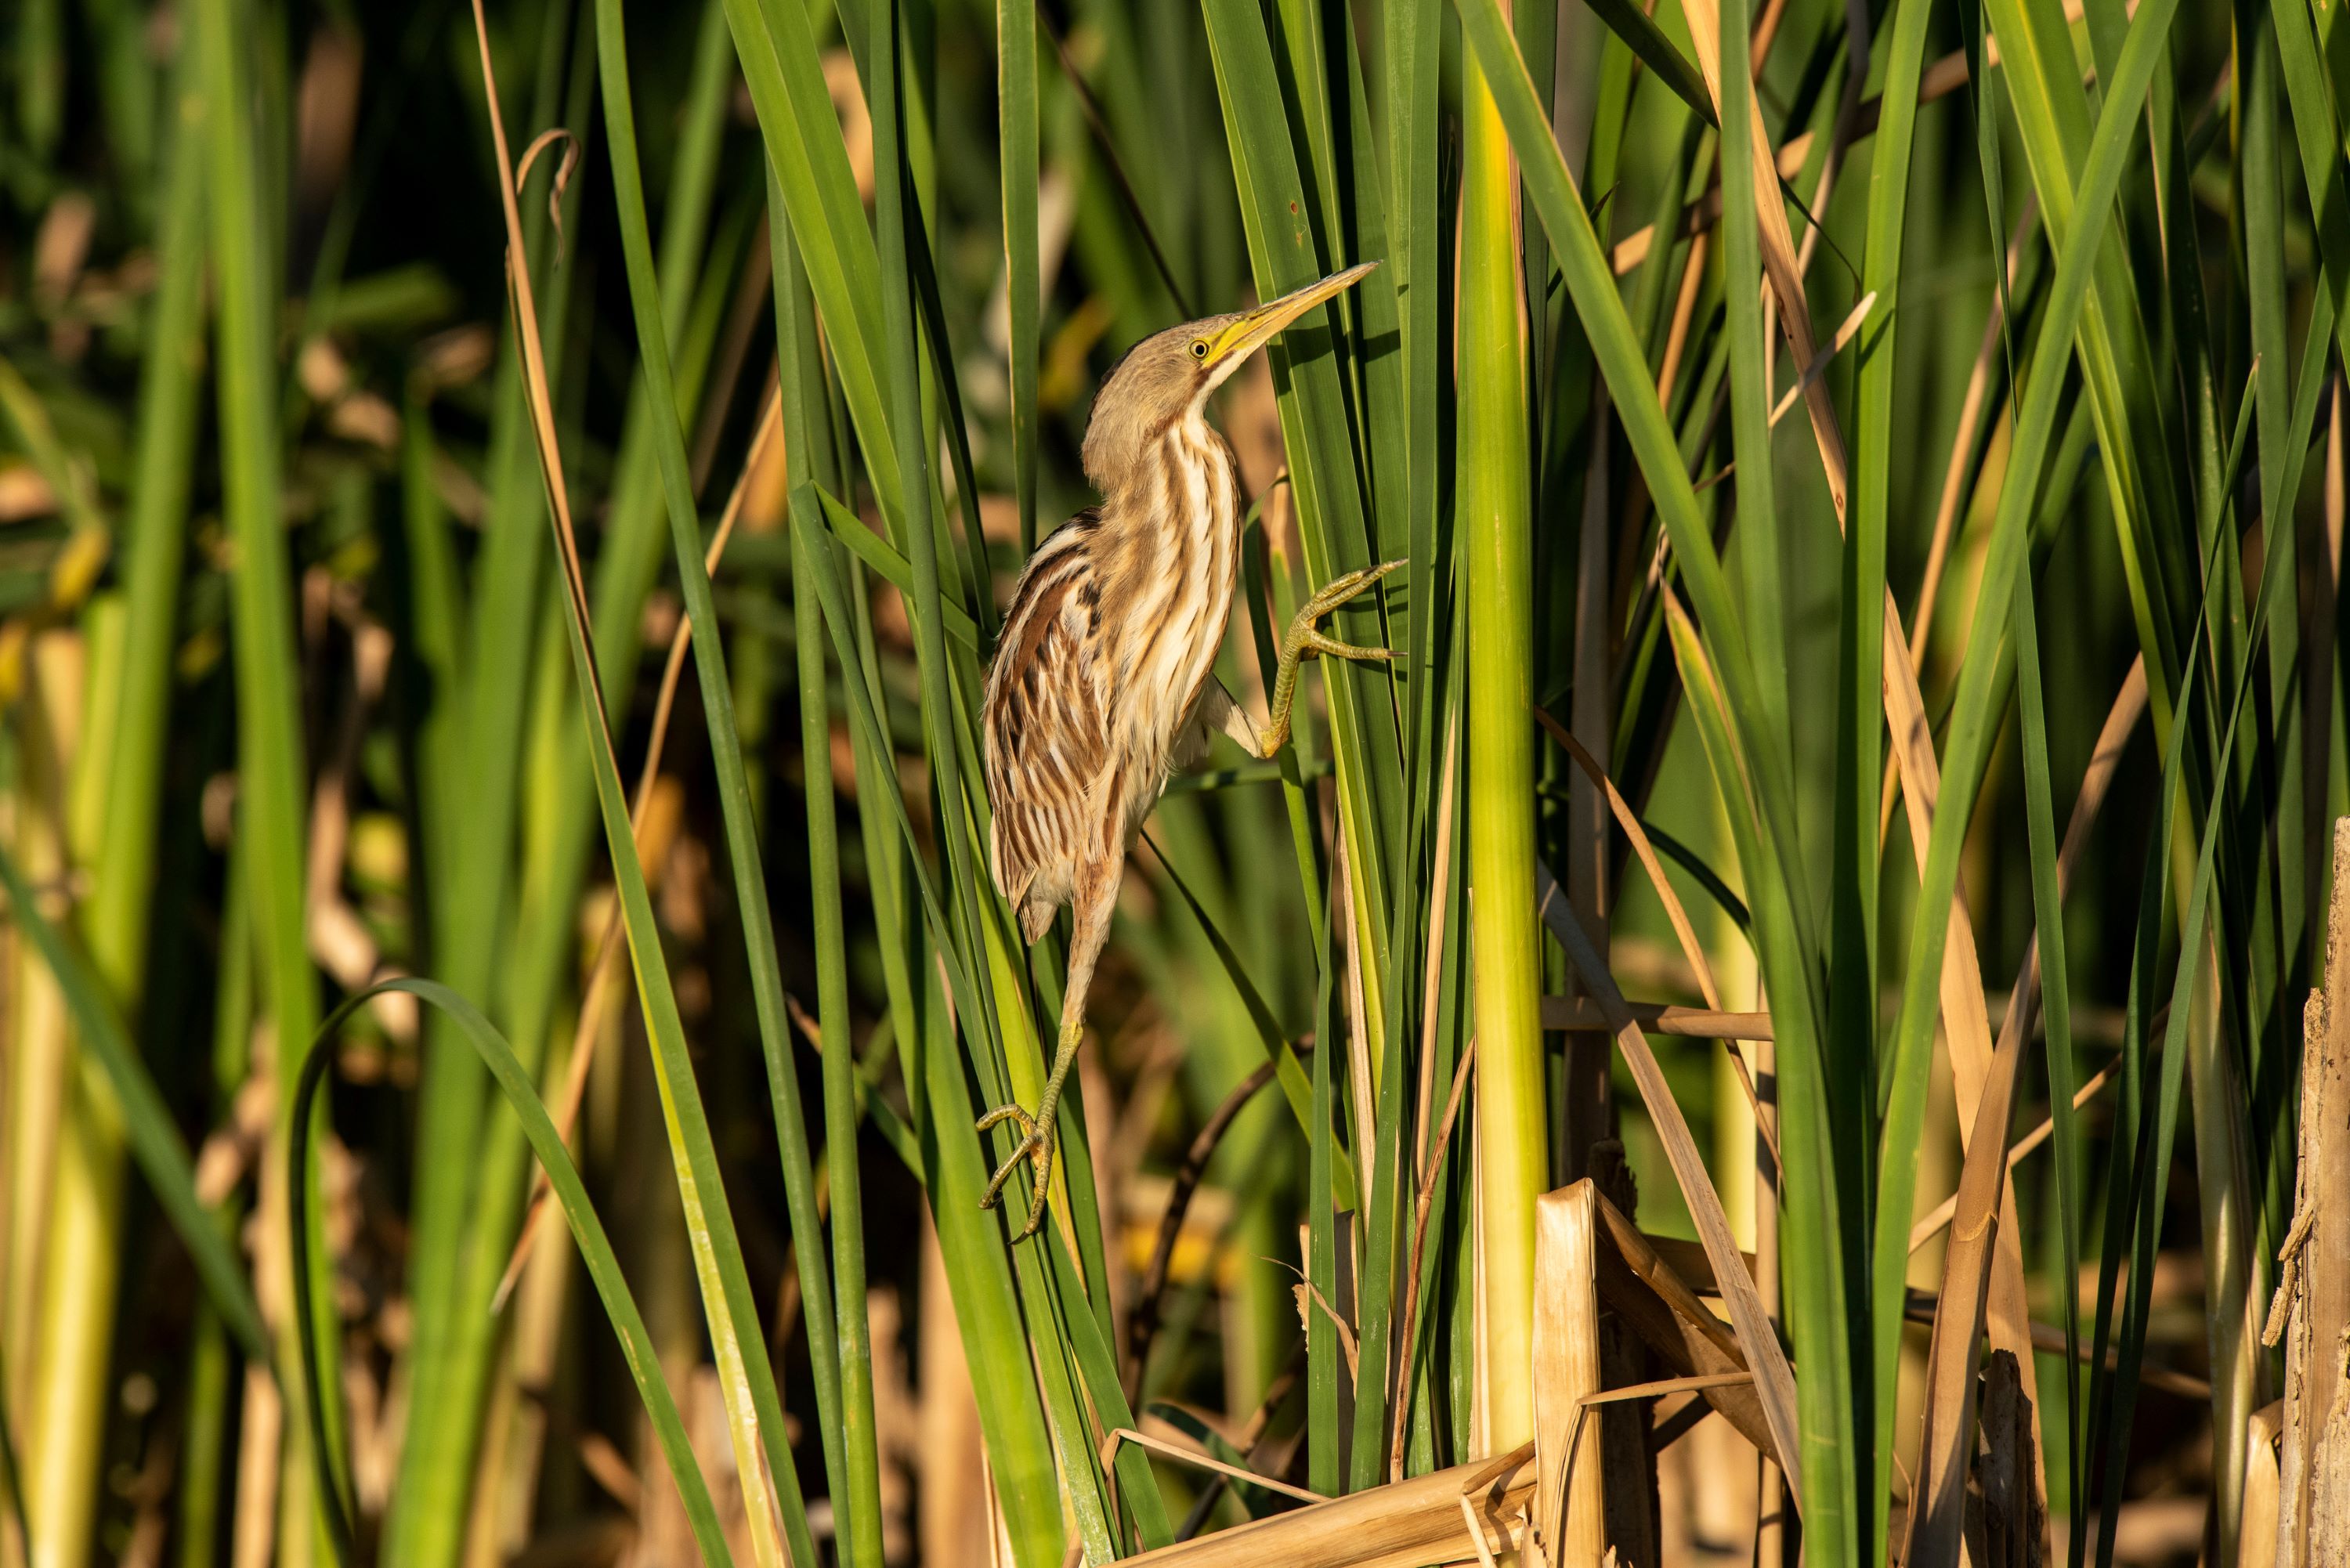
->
xmin=1457 ymin=6 xmax=1547 ymax=1469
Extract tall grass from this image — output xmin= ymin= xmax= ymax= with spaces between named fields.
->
xmin=0 ymin=0 xmax=2337 ymax=1564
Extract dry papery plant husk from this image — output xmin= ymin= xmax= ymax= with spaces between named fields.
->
xmin=1122 ymin=1174 xmax=1777 ymax=1568
xmin=2247 ymin=822 xmax=2350 ymax=1568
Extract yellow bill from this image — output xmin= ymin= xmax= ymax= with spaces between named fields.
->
xmin=1203 ymin=260 xmax=1379 ymax=369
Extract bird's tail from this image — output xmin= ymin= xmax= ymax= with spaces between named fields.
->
xmin=1018 ymin=897 xmax=1056 ymax=945
xmin=990 ymin=811 xmax=1054 ymax=943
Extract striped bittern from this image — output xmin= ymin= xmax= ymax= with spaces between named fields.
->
xmin=979 ymin=262 xmax=1400 ymax=1237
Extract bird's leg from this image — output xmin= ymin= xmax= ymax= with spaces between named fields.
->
xmin=977 ymin=883 xmax=1113 ymax=1241
xmin=1255 ymin=559 xmax=1405 ymax=760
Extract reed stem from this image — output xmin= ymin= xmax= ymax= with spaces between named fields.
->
xmin=1458 ymin=13 xmax=1547 ymax=1461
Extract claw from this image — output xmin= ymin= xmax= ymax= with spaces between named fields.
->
xmin=1254 ymin=559 xmax=1408 ymax=760
xmin=1302 ymin=558 xmax=1405 ymax=616
xmin=1290 ymin=562 xmax=1405 ymax=667
xmin=1292 ymin=562 xmax=1404 ymax=638
xmin=1301 ymin=628 xmax=1403 ymax=663
xmin=975 ymin=1101 xmax=1056 ymax=1240
xmin=974 ymin=1103 xmax=1035 ymax=1139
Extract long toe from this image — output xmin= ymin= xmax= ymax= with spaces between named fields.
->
xmin=1310 ymin=558 xmax=1405 ymax=613
xmin=1018 ymin=1162 xmax=1054 ymax=1238
xmin=1306 ymin=572 xmax=1376 ymax=614
xmin=1304 ymin=628 xmax=1403 ymax=662
xmin=979 ymin=1155 xmax=1014 ymax=1210
xmin=982 ymin=1134 xmax=1034 ymax=1209
xmin=975 ymin=1103 xmax=1034 ymax=1138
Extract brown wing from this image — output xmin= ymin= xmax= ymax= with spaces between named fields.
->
xmin=984 ymin=513 xmax=1112 ymax=942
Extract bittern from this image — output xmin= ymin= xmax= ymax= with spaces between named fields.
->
xmin=978 ymin=262 xmax=1401 ymax=1237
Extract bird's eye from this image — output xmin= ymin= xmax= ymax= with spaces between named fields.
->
xmin=1190 ymin=339 xmax=1209 ymax=360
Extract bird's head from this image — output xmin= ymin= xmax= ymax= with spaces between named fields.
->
xmin=1082 ymin=262 xmax=1377 ymax=493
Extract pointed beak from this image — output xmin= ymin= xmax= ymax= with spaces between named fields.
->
xmin=1203 ymin=261 xmax=1378 ymax=372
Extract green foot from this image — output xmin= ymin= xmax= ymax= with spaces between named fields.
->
xmin=1258 ymin=560 xmax=1407 ymax=758
xmin=976 ymin=1100 xmax=1056 ymax=1240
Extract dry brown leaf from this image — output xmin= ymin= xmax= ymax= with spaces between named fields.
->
xmin=1538 ymin=998 xmax=1771 ymax=1039
xmin=1535 ymin=862 xmax=1803 ymax=1508
xmin=1593 ymin=1208 xmax=1779 ymax=1462
xmin=516 ymin=128 xmax=580 ymax=258
xmin=1100 ymin=1428 xmax=1323 ymax=1507
xmin=1902 ymin=661 xmax=2148 ymax=1568
xmin=1117 ymin=1447 xmax=1534 ymax=1568
xmin=1535 ymin=709 xmax=1779 ymax=1176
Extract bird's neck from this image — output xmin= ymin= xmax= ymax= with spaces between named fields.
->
xmin=1111 ymin=411 xmax=1231 ymax=525
xmin=1101 ymin=410 xmax=1241 ymax=715
xmin=1090 ymin=412 xmax=1238 ymax=619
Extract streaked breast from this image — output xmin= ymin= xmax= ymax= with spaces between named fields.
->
xmin=1106 ymin=417 xmax=1238 ymax=765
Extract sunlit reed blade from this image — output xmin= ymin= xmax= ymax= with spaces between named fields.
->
xmin=494 ymin=385 xmax=783 ymax=1315
xmin=291 ymin=981 xmax=736 ymax=1568
xmin=472 ymin=3 xmax=809 ymax=1564
xmin=0 ymin=840 xmax=269 ymax=1366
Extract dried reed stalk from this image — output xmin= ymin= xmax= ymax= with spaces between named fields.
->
xmin=1535 ymin=711 xmax=1775 ymax=1167
xmin=1114 ymin=1447 xmax=1535 ymax=1568
xmin=1533 ymin=1183 xmax=1607 ymax=1566
xmin=1593 ymin=1198 xmax=1778 ymax=1464
xmin=2243 ymin=1401 xmax=2283 ymax=1568
xmin=1965 ymin=1350 xmax=2044 ymax=1568
xmin=1538 ymin=1000 xmax=1772 ymax=1041
xmin=2265 ymin=820 xmax=2350 ymax=1566
xmin=1535 ymin=864 xmax=1802 ymax=1501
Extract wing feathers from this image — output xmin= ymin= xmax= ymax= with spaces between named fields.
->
xmin=984 ymin=512 xmax=1112 ymax=929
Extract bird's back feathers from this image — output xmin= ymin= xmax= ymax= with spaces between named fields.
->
xmin=982 ymin=416 xmax=1242 ymax=944
xmin=985 ymin=511 xmax=1112 ymax=939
